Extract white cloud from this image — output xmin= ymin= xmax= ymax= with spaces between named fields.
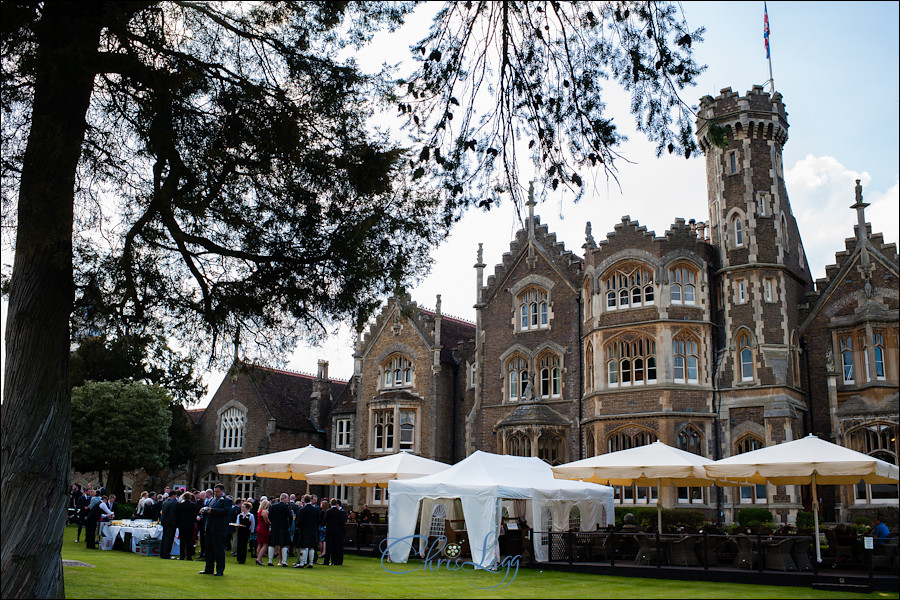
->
xmin=786 ymin=155 xmax=898 ymax=281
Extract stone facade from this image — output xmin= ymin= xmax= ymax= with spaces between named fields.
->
xmin=192 ymin=362 xmax=348 ymax=499
xmin=186 ymin=86 xmax=896 ymax=523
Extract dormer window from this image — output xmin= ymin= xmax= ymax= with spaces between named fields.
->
xmin=670 ymin=265 xmax=697 ymax=305
xmin=604 ymin=263 xmax=654 ymax=310
xmin=518 ymin=287 xmax=549 ymax=331
xmin=382 ymin=354 xmax=413 ymax=389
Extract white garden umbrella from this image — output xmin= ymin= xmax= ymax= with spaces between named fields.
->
xmin=217 ymin=444 xmax=359 ymax=480
xmin=552 ymin=441 xmax=717 ymax=533
xmin=704 ymin=434 xmax=900 ymax=563
xmin=305 ymin=451 xmax=449 ymax=487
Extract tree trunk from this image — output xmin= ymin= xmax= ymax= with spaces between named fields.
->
xmin=1 ymin=4 xmax=104 ymax=598
xmin=106 ymin=468 xmax=125 ymax=504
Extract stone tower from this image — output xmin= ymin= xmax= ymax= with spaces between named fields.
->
xmin=696 ymin=86 xmax=815 ymax=520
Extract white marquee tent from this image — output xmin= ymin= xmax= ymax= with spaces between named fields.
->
xmin=387 ymin=451 xmax=614 ymax=567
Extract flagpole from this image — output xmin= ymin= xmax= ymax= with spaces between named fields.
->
xmin=764 ymin=2 xmax=775 ymax=92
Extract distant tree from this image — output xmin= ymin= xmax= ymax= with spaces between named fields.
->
xmin=69 ymin=333 xmax=206 ymax=406
xmin=0 ymin=3 xmax=702 ymax=596
xmin=71 ymin=381 xmax=172 ymax=507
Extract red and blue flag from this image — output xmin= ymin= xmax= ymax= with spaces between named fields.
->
xmin=764 ymin=3 xmax=771 ymax=59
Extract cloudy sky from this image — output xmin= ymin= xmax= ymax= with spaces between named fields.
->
xmin=2 ymin=2 xmax=897 ymax=404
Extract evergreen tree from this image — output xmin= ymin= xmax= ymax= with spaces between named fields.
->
xmin=0 ymin=3 xmax=702 ymax=596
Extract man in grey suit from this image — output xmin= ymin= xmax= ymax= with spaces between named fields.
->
xmin=198 ymin=484 xmax=231 ymax=576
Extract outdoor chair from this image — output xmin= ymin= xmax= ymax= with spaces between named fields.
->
xmin=633 ymin=531 xmax=659 ymax=565
xmin=764 ymin=537 xmax=797 ymax=571
xmin=733 ymin=534 xmax=758 ymax=569
xmin=791 ymin=537 xmax=813 ymax=572
xmin=824 ymin=528 xmax=854 ymax=563
xmin=668 ymin=535 xmax=701 ymax=567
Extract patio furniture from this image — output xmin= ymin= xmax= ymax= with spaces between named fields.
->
xmin=733 ymin=534 xmax=758 ymax=569
xmin=764 ymin=537 xmax=797 ymax=571
xmin=669 ymin=535 xmax=702 ymax=567
xmin=634 ymin=531 xmax=660 ymax=565
xmin=791 ymin=536 xmax=813 ymax=572
xmin=824 ymin=528 xmax=854 ymax=563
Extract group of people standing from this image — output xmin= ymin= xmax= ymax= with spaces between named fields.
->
xmin=255 ymin=493 xmax=348 ymax=569
xmin=69 ymin=482 xmax=350 ymax=577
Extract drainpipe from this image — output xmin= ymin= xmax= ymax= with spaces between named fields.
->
xmin=801 ymin=335 xmax=814 ymax=436
xmin=577 ymin=295 xmax=584 ymax=460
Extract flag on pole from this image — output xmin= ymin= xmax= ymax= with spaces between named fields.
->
xmin=764 ymin=3 xmax=771 ymax=59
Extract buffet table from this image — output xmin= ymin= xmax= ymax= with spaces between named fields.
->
xmin=99 ymin=520 xmax=176 ymax=553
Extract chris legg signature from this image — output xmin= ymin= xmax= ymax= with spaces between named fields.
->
xmin=380 ymin=533 xmax=521 ymax=589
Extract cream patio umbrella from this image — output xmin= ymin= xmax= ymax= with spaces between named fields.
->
xmin=305 ymin=451 xmax=450 ymax=487
xmin=704 ymin=434 xmax=900 ymax=563
xmin=552 ymin=440 xmax=717 ymax=534
xmin=217 ymin=444 xmax=359 ymax=480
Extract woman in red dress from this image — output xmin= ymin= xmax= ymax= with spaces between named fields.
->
xmin=255 ymin=499 xmax=271 ymax=565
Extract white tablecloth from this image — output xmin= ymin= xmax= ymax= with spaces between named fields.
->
xmin=100 ymin=522 xmax=174 ymax=553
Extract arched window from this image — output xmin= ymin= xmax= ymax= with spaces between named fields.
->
xmin=585 ymin=427 xmax=596 ymax=458
xmin=399 ymin=409 xmax=415 ymax=450
xmin=849 ymin=422 xmax=898 ymax=503
xmin=606 ymin=334 xmax=657 ymax=387
xmin=372 ymin=409 xmax=394 ymax=453
xmin=518 ymin=287 xmax=549 ymax=331
xmin=673 ymin=334 xmax=699 ymax=384
xmin=585 ymin=343 xmax=594 ymax=392
xmin=603 ymin=263 xmax=654 ymax=310
xmin=670 ymin=265 xmax=697 ymax=305
xmin=507 ymin=432 xmax=531 ymax=457
xmin=538 ymin=432 xmax=564 ymax=465
xmin=506 ymin=355 xmax=529 ymax=402
xmin=676 ymin=426 xmax=704 ymax=504
xmin=873 ymin=332 xmax=885 ymax=380
xmin=677 ymin=426 xmax=703 ymax=455
xmin=382 ymin=354 xmax=413 ymax=389
xmin=219 ymin=406 xmax=245 ymax=451
xmin=568 ymin=506 xmax=581 ymax=531
xmin=583 ymin=280 xmax=593 ymax=320
xmin=733 ymin=216 xmax=744 ymax=247
xmin=737 ymin=332 xmax=754 ymax=381
xmin=734 ymin=435 xmax=766 ymax=504
xmin=429 ymin=504 xmax=448 ymax=537
xmin=607 ymin=426 xmax=657 ymax=453
xmin=839 ymin=335 xmax=854 ymax=383
xmin=538 ymin=352 xmax=562 ymax=398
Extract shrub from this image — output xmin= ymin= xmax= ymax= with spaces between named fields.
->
xmin=737 ymin=507 xmax=773 ymax=526
xmin=877 ymin=507 xmax=899 ymax=530
xmin=852 ymin=516 xmax=872 ymax=527
xmin=796 ymin=511 xmax=815 ymax=531
xmin=116 ymin=502 xmax=137 ymax=520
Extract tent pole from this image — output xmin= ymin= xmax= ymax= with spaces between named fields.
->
xmin=657 ymin=478 xmax=663 ymax=534
xmin=811 ymin=472 xmax=822 ymax=563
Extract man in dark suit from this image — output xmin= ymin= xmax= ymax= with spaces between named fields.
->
xmin=198 ymin=484 xmax=231 ymax=576
xmin=324 ymin=499 xmax=348 ymax=566
xmin=159 ymin=492 xmax=178 ymax=559
xmin=175 ymin=491 xmax=200 ymax=560
xmin=293 ymin=495 xmax=319 ymax=568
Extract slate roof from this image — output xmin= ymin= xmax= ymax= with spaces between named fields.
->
xmin=242 ymin=364 xmax=349 ymax=432
xmin=494 ymin=403 xmax=572 ymax=428
xmin=186 ymin=408 xmax=204 ymax=426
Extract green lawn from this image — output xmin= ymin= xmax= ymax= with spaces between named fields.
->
xmin=61 ymin=525 xmax=891 ymax=599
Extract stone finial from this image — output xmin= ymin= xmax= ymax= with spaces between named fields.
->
xmin=477 ymin=242 xmax=483 ymax=264
xmin=435 ymin=294 xmax=442 ymax=315
xmin=585 ymin=221 xmax=595 ymax=246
